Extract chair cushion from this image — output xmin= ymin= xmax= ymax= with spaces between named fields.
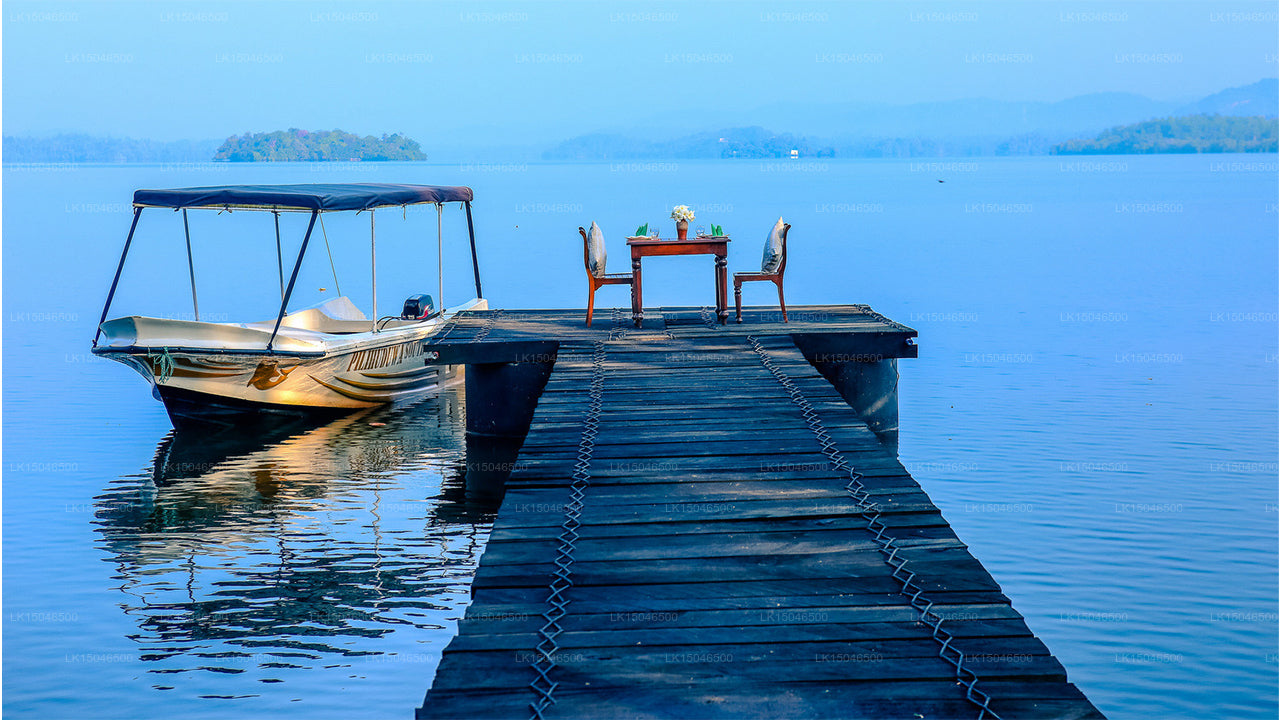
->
xmin=761 ymin=217 xmax=785 ymax=273
xmin=587 ymin=221 xmax=607 ymax=278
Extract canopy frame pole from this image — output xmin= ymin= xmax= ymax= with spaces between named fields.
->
xmin=93 ymin=207 xmax=144 ymax=347
xmin=437 ymin=203 xmax=444 ymax=314
xmin=370 ymin=210 xmax=378 ymax=333
xmin=465 ymin=200 xmax=482 ymax=299
xmin=267 ymin=210 xmax=319 ymax=353
xmin=273 ymin=211 xmax=285 ymax=299
xmin=182 ymin=210 xmax=200 ymax=322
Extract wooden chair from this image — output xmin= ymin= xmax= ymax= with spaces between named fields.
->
xmin=580 ymin=226 xmax=635 ymax=326
xmin=734 ymin=223 xmax=790 ymax=323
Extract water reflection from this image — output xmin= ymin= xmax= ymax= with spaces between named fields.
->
xmin=92 ymin=388 xmax=501 ymax=684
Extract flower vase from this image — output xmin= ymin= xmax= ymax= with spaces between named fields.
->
xmin=676 ymin=219 xmax=688 ymax=240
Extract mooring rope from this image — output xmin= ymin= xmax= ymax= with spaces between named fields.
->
xmin=149 ymin=347 xmax=175 ymax=385
xmin=747 ymin=335 xmax=1001 ymax=720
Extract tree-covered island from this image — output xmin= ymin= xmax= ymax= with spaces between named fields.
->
xmin=213 ymin=128 xmax=426 ymax=161
xmin=1053 ymin=114 xmax=1278 ymax=154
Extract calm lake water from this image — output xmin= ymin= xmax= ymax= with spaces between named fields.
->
xmin=3 ymin=156 xmax=1277 ymax=719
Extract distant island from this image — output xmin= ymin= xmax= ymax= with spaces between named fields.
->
xmin=545 ymin=127 xmax=836 ymax=160
xmin=1053 ymin=115 xmax=1278 ymax=155
xmin=213 ymin=129 xmax=426 ymax=161
xmin=1 ymin=134 xmax=221 ymax=163
xmin=543 ymin=125 xmax=1066 ymax=160
xmin=0 ymin=128 xmax=426 ymax=163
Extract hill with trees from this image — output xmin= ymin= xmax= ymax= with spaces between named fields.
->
xmin=1053 ymin=115 xmax=1278 ymax=155
xmin=2 ymin=134 xmax=220 ymax=163
xmin=213 ymin=129 xmax=426 ymax=161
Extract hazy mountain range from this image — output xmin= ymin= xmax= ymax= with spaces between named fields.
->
xmin=1 ymin=135 xmax=223 ymax=164
xmin=712 ymin=79 xmax=1275 ymax=139
xmin=4 ymin=79 xmax=1276 ymax=163
xmin=545 ymin=79 xmax=1279 ymax=159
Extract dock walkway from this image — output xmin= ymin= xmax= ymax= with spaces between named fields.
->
xmin=417 ymin=306 xmax=1103 ymax=720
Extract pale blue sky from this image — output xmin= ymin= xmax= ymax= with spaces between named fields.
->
xmin=4 ymin=0 xmax=1277 ymax=143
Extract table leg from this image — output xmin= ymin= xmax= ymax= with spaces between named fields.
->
xmin=714 ymin=254 xmax=728 ymax=324
xmin=631 ymin=256 xmax=643 ymax=327
xmin=712 ymin=259 xmax=722 ymax=320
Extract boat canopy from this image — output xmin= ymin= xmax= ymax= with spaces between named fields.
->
xmin=133 ymin=183 xmax=474 ymax=212
xmin=95 ymin=182 xmax=483 ymax=351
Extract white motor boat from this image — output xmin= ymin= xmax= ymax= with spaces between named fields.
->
xmin=92 ymin=183 xmax=487 ymax=429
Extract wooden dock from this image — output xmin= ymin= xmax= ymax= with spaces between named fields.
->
xmin=416 ymin=305 xmax=1104 ymax=720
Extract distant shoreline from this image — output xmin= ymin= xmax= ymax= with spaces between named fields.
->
xmin=8 ymin=118 xmax=1276 ymax=164
xmin=7 ymin=79 xmax=1276 ymax=164
xmin=4 ymin=152 xmax=1276 ymax=171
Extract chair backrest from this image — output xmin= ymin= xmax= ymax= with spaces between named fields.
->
xmin=579 ymin=223 xmax=607 ymax=278
xmin=761 ymin=221 xmax=791 ymax=276
xmin=776 ymin=224 xmax=791 ymax=276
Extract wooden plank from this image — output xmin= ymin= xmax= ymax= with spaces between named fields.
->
xmin=478 ymin=529 xmax=965 ymax=566
xmin=470 ymin=553 xmax=1003 ymax=592
xmin=419 ymin=682 xmax=1103 ymax=720
xmin=484 ymin=512 xmax=956 ymax=543
xmin=469 ymin=584 xmax=1013 ymax=609
xmin=497 ymin=481 xmax=933 ymax=507
xmin=458 ymin=602 xmax=1026 ymax=633
xmin=445 ymin=618 xmax=1040 ymax=652
xmin=425 ymin=639 xmax=1066 ymax=691
xmin=510 ymin=454 xmax=906 ymax=477
xmin=501 ymin=461 xmax=921 ymax=484
xmin=495 ymin=489 xmax=940 ymax=518
xmin=518 ymin=421 xmax=883 ymax=442
xmin=485 ymin=515 xmax=959 ymax=543
xmin=489 ymin=502 xmax=946 ymax=531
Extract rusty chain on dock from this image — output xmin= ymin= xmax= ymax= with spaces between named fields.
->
xmin=608 ymin=307 xmax=629 ymax=341
xmin=699 ymin=305 xmax=718 ymax=331
xmin=857 ymin=304 xmax=914 ymax=334
xmin=429 ymin=309 xmax=462 ymax=342
xmin=421 ymin=306 xmax=470 ymax=347
xmin=469 ymin=308 xmax=503 ymax=343
xmin=426 ymin=307 xmax=499 ymax=359
xmin=747 ymin=335 xmax=1002 ymax=720
xmin=527 ymin=308 xmax=627 ymax=719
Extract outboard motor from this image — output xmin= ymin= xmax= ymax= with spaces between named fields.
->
xmin=401 ymin=294 xmax=434 ymax=320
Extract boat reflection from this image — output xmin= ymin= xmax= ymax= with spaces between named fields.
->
xmin=92 ymin=387 xmax=510 ymax=675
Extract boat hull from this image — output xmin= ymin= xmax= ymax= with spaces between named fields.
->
xmin=155 ymin=384 xmax=357 ymax=430
xmin=95 ymin=314 xmax=469 ymax=428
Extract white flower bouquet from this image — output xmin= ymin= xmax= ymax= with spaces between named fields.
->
xmin=670 ymin=205 xmax=695 ymax=222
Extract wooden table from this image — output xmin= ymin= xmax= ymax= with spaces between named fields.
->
xmin=626 ymin=236 xmax=731 ymax=327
